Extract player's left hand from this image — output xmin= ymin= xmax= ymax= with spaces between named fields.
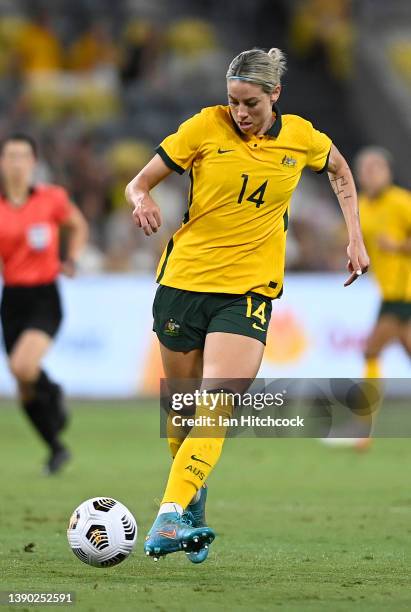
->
xmin=344 ymin=240 xmax=369 ymax=287
xmin=61 ymin=259 xmax=77 ymax=278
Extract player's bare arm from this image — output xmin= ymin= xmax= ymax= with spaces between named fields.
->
xmin=61 ymin=204 xmax=89 ymax=277
xmin=327 ymin=143 xmax=370 ymax=286
xmin=125 ymin=154 xmax=172 ymax=236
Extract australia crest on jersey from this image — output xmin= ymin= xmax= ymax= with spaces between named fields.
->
xmin=281 ymin=154 xmax=297 ymax=168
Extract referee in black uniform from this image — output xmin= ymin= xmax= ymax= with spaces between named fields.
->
xmin=0 ymin=134 xmax=88 ymax=473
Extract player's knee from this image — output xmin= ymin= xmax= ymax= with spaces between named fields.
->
xmin=363 ymin=338 xmax=381 ymax=360
xmin=199 ymin=387 xmax=238 ymax=418
xmin=400 ymin=340 xmax=411 ymax=358
xmin=9 ymin=357 xmax=38 ymax=384
xmin=364 ymin=349 xmax=379 ymax=360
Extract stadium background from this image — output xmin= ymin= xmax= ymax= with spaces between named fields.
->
xmin=0 ymin=0 xmax=410 ymax=395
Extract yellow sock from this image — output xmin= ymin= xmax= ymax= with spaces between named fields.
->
xmin=166 ymin=408 xmax=189 ymax=459
xmin=364 ymin=357 xmax=381 ymax=379
xmin=161 ymin=391 xmax=233 ymax=509
xmin=357 ymin=358 xmax=383 ymax=437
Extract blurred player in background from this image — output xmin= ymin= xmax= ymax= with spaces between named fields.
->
xmin=341 ymin=147 xmax=411 ymax=449
xmin=0 ymin=134 xmax=88 ymax=474
xmin=126 ymin=48 xmax=369 ymax=562
xmin=356 ymin=147 xmax=411 ymax=376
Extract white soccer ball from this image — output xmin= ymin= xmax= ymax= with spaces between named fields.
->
xmin=67 ymin=497 xmax=137 ymax=567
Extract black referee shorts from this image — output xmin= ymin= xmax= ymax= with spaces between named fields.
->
xmin=0 ymin=282 xmax=63 ymax=355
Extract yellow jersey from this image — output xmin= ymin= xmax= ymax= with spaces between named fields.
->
xmin=156 ymin=104 xmax=331 ymax=299
xmin=360 ymin=185 xmax=411 ymax=301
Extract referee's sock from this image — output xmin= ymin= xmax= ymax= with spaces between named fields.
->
xmin=22 ymin=397 xmax=64 ymax=453
xmin=36 ymin=370 xmax=68 ymax=433
xmin=21 ymin=370 xmax=67 ymax=452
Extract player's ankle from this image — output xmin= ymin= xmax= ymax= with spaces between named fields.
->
xmin=190 ymin=489 xmax=201 ymax=504
xmin=158 ymin=502 xmax=183 ymax=517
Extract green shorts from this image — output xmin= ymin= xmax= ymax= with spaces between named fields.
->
xmin=153 ymin=284 xmax=272 ymax=351
xmin=378 ymin=300 xmax=411 ymax=322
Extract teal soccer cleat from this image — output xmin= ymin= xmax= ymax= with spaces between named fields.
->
xmin=144 ymin=510 xmax=215 ymax=561
xmin=184 ymin=485 xmax=211 ymax=564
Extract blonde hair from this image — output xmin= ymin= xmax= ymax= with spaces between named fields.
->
xmin=226 ymin=48 xmax=287 ymax=94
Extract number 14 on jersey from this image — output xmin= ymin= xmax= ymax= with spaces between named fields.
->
xmin=238 ymin=174 xmax=268 ymax=209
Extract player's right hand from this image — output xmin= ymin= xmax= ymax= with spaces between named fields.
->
xmin=344 ymin=241 xmax=369 ymax=287
xmin=130 ymin=194 xmax=162 ymax=236
xmin=344 ymin=259 xmax=369 ymax=287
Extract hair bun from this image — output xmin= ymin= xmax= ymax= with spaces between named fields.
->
xmin=267 ymin=48 xmax=287 ymax=79
xmin=268 ymin=48 xmax=282 ymax=59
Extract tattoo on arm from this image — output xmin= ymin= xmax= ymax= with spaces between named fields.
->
xmin=330 ymin=175 xmax=349 ymax=196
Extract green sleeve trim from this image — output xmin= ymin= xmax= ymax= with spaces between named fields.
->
xmin=283 ymin=208 xmax=289 ymax=231
xmin=156 ymin=238 xmax=174 ymax=283
xmin=182 ymin=169 xmax=194 ymax=224
xmin=155 ymin=146 xmax=185 ymax=175
xmin=316 ymin=147 xmax=331 ymax=174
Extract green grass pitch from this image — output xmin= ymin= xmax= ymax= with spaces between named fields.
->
xmin=1 ymin=400 xmax=411 ymax=612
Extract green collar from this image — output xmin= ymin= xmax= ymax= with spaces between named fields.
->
xmin=266 ymin=103 xmax=282 ymax=136
xmin=230 ymin=103 xmax=282 ymax=138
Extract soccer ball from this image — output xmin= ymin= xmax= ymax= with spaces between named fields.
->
xmin=67 ymin=497 xmax=137 ymax=567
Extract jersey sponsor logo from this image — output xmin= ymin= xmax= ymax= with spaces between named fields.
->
xmin=185 ymin=465 xmax=205 ymax=481
xmin=27 ymin=223 xmax=51 ymax=251
xmin=163 ymin=318 xmax=181 ymax=336
xmin=281 ymin=154 xmax=297 ymax=168
xmin=191 ymin=454 xmax=212 ymax=467
xmin=217 ymin=147 xmax=234 ymax=154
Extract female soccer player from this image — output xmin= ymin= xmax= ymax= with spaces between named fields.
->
xmin=0 ymin=134 xmax=88 ymax=474
xmin=126 ymin=48 xmax=369 ymax=562
xmin=356 ymin=147 xmax=411 ymax=374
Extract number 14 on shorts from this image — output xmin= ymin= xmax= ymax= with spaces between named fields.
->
xmin=246 ymin=296 xmax=267 ymax=331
